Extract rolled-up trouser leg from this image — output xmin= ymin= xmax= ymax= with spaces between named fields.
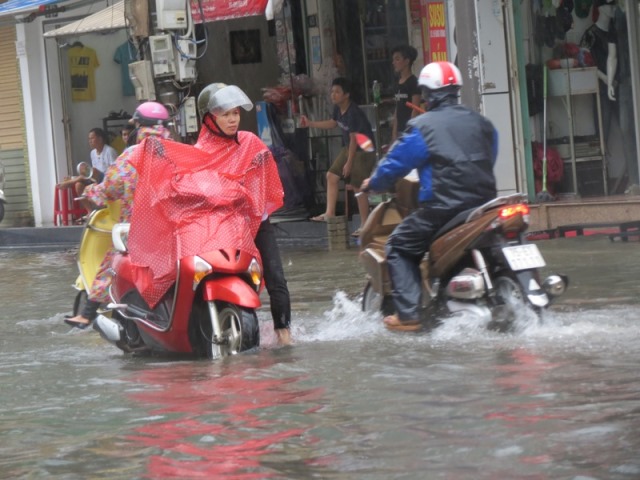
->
xmin=255 ymin=219 xmax=291 ymax=330
xmin=385 ymin=208 xmax=450 ymax=321
xmin=81 ymin=299 xmax=101 ymax=320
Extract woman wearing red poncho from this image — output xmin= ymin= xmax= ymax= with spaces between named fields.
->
xmin=195 ymin=84 xmax=292 ymax=346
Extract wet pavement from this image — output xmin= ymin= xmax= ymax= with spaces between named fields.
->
xmin=1 ymin=236 xmax=640 ymax=479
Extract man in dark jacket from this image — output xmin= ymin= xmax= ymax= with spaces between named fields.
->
xmin=361 ymin=61 xmax=498 ymax=332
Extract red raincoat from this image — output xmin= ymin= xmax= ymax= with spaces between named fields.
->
xmin=194 ymin=119 xmax=284 ymax=218
xmin=126 ymin=137 xmax=268 ymax=307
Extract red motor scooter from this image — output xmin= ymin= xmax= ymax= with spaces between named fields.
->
xmin=92 ymin=136 xmax=265 ymax=360
xmin=93 ymin=223 xmax=263 ymax=359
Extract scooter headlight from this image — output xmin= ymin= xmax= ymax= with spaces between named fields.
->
xmin=248 ymin=258 xmax=262 ymax=288
xmin=193 ymin=256 xmax=213 ymax=290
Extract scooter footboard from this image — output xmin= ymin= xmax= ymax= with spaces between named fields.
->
xmin=202 ymin=277 xmax=261 ymax=308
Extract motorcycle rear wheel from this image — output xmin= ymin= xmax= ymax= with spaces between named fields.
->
xmin=362 ymin=281 xmax=394 ymax=316
xmin=209 ymin=302 xmax=260 ymax=359
xmin=490 ymin=274 xmax=540 ymax=331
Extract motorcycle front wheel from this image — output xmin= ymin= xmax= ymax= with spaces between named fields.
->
xmin=362 ymin=281 xmax=394 ymax=316
xmin=208 ymin=302 xmax=260 ymax=359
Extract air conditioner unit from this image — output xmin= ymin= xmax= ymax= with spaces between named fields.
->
xmin=128 ymin=60 xmax=155 ymax=101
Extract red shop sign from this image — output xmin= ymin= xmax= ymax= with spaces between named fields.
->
xmin=191 ymin=0 xmax=269 ymax=23
xmin=420 ymin=0 xmax=448 ymax=63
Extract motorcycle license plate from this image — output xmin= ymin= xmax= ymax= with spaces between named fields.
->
xmin=502 ymin=244 xmax=546 ymax=271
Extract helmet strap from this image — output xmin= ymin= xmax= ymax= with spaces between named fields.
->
xmin=203 ymin=112 xmax=240 ymax=144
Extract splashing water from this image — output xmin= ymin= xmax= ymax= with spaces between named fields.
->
xmin=287 ymin=289 xmax=640 ymax=358
xmin=295 ymin=291 xmax=382 ymax=343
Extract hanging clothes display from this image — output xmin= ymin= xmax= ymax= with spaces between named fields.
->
xmin=67 ymin=43 xmax=100 ymax=102
xmin=113 ymin=40 xmax=137 ymax=97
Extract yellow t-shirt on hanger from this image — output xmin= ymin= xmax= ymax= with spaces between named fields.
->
xmin=68 ymin=44 xmax=99 ymax=102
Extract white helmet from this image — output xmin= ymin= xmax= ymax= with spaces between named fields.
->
xmin=207 ymin=85 xmax=253 ymax=115
xmin=418 ymin=61 xmax=463 ymax=90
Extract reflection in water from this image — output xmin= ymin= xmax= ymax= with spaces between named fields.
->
xmin=1 ymin=242 xmax=640 ymax=478
xmin=485 ymin=349 xmax=569 ymax=439
xmin=123 ymin=358 xmax=324 ymax=478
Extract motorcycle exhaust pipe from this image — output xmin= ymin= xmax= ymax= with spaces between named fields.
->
xmin=94 ymin=314 xmax=123 ymax=343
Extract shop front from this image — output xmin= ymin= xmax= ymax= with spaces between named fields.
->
xmin=515 ymin=0 xmax=640 ymax=199
xmin=0 ymin=0 xmax=145 ymax=225
xmin=422 ymin=0 xmax=640 ymax=202
xmin=5 ymin=0 xmax=637 ymax=227
xmin=0 ymin=0 xmax=287 ymax=226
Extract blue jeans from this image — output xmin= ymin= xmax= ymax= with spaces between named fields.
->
xmin=385 ymin=207 xmax=455 ymax=321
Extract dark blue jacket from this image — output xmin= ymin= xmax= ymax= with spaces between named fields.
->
xmin=369 ymin=102 xmax=498 ymax=212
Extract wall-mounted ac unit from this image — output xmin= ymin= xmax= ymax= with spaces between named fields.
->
xmin=129 ymin=60 xmax=156 ymax=101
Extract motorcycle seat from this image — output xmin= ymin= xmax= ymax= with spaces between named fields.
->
xmin=434 ymin=207 xmax=475 ymax=238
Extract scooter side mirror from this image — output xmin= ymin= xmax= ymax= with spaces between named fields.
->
xmin=112 ymin=223 xmax=130 ymax=252
xmin=77 ymin=161 xmax=94 ymax=180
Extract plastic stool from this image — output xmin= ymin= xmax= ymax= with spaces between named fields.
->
xmin=54 ymin=185 xmax=87 ymax=226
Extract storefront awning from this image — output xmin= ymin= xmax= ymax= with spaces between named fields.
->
xmin=43 ymin=0 xmax=125 ymax=37
xmin=0 ymin=0 xmax=64 ymax=18
xmin=40 ymin=0 xmax=284 ymax=36
xmin=191 ymin=0 xmax=282 ymax=23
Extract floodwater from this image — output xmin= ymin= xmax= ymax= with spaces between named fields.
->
xmin=1 ymin=235 xmax=640 ymax=479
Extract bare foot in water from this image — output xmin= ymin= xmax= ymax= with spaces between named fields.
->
xmin=275 ymin=328 xmax=292 ymax=346
xmin=64 ymin=314 xmax=92 ymax=329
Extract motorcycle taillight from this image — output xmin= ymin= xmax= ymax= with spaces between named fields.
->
xmin=498 ymin=204 xmax=530 ymax=220
xmin=489 ymin=203 xmax=530 ymax=233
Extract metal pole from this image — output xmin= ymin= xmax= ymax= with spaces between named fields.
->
xmin=56 ymin=38 xmax=74 ymax=177
xmin=360 ymin=12 xmax=369 ymax=103
xmin=626 ymin=0 xmax=640 ymax=185
xmin=508 ymin=0 xmax=536 ymax=201
xmin=452 ymin=1 xmax=481 ymax=112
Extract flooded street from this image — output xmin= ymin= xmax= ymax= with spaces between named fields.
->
xmin=1 ymin=236 xmax=640 ymax=479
